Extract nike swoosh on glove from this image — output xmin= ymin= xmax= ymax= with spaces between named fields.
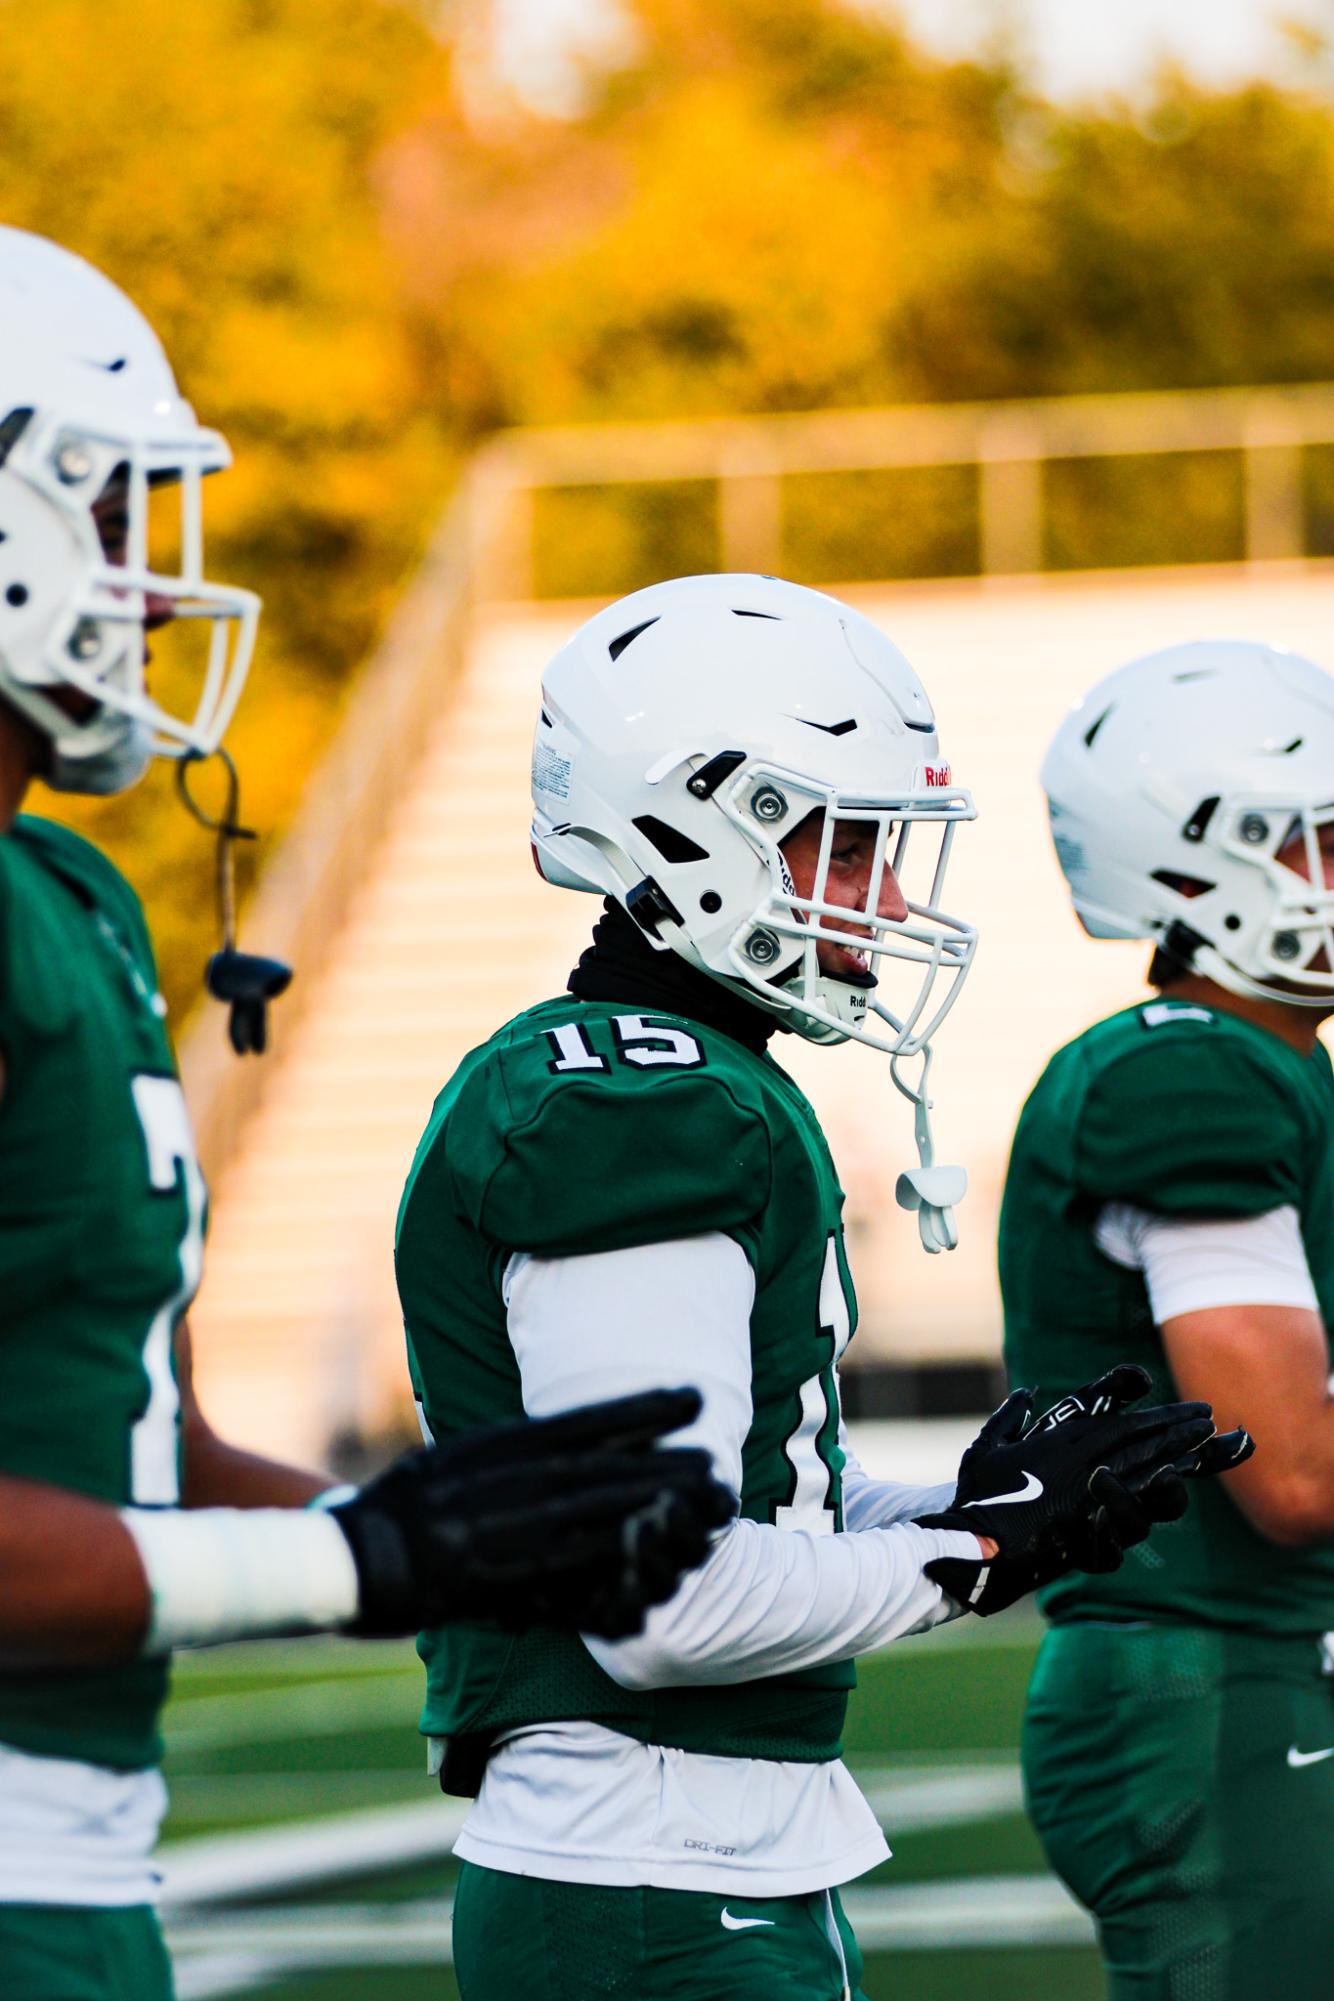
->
xmin=332 ymin=1387 xmax=736 ymax=1639
xmin=914 ymin=1366 xmax=1249 ymax=1615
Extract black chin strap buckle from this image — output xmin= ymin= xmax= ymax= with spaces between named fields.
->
xmin=177 ymin=749 xmax=294 ymax=1057
xmin=625 ymin=877 xmax=683 ymax=942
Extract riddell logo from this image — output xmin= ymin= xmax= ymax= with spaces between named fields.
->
xmin=923 ymin=764 xmax=951 ymax=787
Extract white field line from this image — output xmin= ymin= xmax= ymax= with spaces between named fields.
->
xmin=157 ymin=1760 xmax=1020 ymax=1910
xmin=862 ymin=1764 xmax=1024 ymax=1832
xmin=166 ymin=1874 xmax=1094 ymax=1984
xmin=161 ymin=1771 xmax=1074 ymax=1998
xmin=843 ymin=1875 xmax=1094 ymax=1950
xmin=174 ymin=1952 xmax=279 ymax=2001
xmin=159 ymin=1797 xmax=468 ymax=1910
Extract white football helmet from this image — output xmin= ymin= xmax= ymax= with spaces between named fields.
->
xmin=0 ymin=228 xmax=258 ymax=793
xmin=531 ymin=573 xmax=979 ymax=1249
xmin=1043 ymin=639 xmax=1334 ymax=1006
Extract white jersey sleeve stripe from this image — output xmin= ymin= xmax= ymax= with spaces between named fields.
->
xmin=503 ymin=1233 xmax=756 ymax=1495
xmin=1095 ymin=1201 xmax=1320 ymax=1322
xmin=503 ymin=1234 xmax=976 ymax=1689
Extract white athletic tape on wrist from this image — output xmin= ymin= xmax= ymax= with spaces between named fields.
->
xmin=120 ymin=1506 xmax=361 ymax=1654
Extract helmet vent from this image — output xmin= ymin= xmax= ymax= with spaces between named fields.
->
xmin=1083 ymin=705 xmax=1114 ymax=748
xmin=608 ymin=618 xmax=659 ymax=661
xmin=1152 ymin=869 xmax=1214 ymax=899
xmin=1262 ymin=737 xmax=1304 ymax=755
xmin=1181 ymin=796 xmax=1220 ymax=843
xmin=633 ymin=815 xmax=710 ymax=865
xmin=0 ymin=408 xmax=33 ymax=468
xmin=796 ymin=716 xmax=857 ymax=737
xmin=687 ymin=749 xmax=747 ymax=800
xmin=732 ymin=608 xmax=781 ymax=619
xmin=1173 ymin=669 xmax=1217 ymax=682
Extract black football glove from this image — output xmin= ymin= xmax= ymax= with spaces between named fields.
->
xmin=331 ymin=1388 xmax=736 ymax=1640
xmin=1031 ymin=1364 xmax=1255 ymax=1574
xmin=915 ymin=1364 xmax=1250 ymax=1616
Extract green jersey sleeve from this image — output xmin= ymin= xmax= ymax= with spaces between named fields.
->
xmin=446 ymin=1025 xmax=775 ymax=1258
xmin=1077 ymin=1021 xmax=1305 ymax=1219
xmin=0 ymin=817 xmax=159 ymax=1044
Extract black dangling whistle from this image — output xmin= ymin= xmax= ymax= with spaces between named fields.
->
xmin=177 ymin=749 xmax=294 ymax=1057
xmin=205 ymin=947 xmax=292 ymax=1056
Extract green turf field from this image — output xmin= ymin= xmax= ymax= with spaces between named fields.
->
xmin=158 ymin=1613 xmax=1103 ymax=2000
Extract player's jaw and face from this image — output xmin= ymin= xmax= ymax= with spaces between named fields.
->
xmin=92 ymin=466 xmax=175 ymax=638
xmin=780 ymin=811 xmax=909 ymax=978
xmin=29 ymin=469 xmax=176 ymax=742
xmin=1274 ymin=817 xmax=1334 ymax=981
xmin=0 ymin=467 xmax=181 ymax=820
xmin=1276 ymin=818 xmax=1334 ymax=891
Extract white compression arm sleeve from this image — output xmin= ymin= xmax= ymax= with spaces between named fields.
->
xmin=503 ymin=1234 xmax=978 ymax=1690
xmin=1096 ymin=1202 xmax=1320 ymax=1323
xmin=119 ymin=1507 xmax=361 ymax=1654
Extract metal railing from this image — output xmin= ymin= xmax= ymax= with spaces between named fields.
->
xmin=179 ymin=381 xmax=1334 ymax=1175
xmin=477 ymin=380 xmax=1334 ymax=595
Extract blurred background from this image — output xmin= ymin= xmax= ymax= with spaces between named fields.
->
xmin=12 ymin=1 xmax=1334 ymax=1992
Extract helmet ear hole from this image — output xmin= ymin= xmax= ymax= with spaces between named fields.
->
xmin=632 ymin=815 xmax=709 ymax=865
xmin=1151 ymin=870 xmax=1214 ymax=899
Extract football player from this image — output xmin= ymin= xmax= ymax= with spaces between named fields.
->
xmin=397 ymin=576 xmax=1252 ymax=2001
xmin=1003 ymin=638 xmax=1334 ymax=2000
xmin=0 ymin=227 xmax=733 ymax=2001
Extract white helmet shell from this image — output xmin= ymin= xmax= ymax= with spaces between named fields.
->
xmin=532 ymin=573 xmax=979 ymax=1250
xmin=0 ymin=228 xmax=259 ymax=793
xmin=1043 ymin=638 xmax=1334 ymax=1005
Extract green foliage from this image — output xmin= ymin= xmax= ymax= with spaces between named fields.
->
xmin=783 ymin=467 xmax=979 ymax=584
xmin=1043 ymin=451 xmax=1248 ymax=572
xmin=532 ymin=481 xmax=718 ymax=598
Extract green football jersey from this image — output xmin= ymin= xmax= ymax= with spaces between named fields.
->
xmin=1001 ymin=997 xmax=1334 ymax=1635
xmin=0 ymin=815 xmax=205 ymax=1770
xmin=396 ymin=996 xmax=860 ymax=1763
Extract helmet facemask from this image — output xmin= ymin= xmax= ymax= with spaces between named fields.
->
xmin=712 ymin=764 xmax=977 ymax=1058
xmin=0 ymin=406 xmax=258 ymax=794
xmin=1185 ymin=794 xmax=1334 ymax=1005
xmin=716 ymin=767 xmax=977 ymax=1255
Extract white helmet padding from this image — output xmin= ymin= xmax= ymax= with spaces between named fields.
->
xmin=531 ymin=573 xmax=979 ymax=1251
xmin=1043 ymin=638 xmax=1334 ymax=1007
xmin=0 ymin=228 xmax=258 ymax=794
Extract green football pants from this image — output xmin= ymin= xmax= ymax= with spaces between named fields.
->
xmin=0 ymin=1903 xmax=173 ymax=2001
xmin=452 ymin=1862 xmax=868 ymax=2000
xmin=1022 ymin=1622 xmax=1334 ymax=2001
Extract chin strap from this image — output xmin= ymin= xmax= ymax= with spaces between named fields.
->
xmin=890 ymin=1044 xmax=967 ymax=1254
